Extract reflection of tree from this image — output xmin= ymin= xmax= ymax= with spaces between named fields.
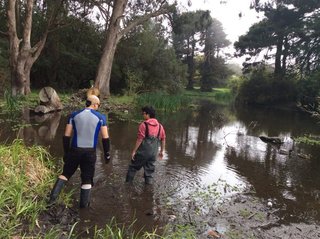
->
xmin=17 ymin=108 xmax=62 ymax=146
xmin=225 ymin=142 xmax=320 ymax=222
xmin=165 ymin=101 xmax=226 ymax=168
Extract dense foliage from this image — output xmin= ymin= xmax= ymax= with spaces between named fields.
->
xmin=233 ymin=0 xmax=320 ymax=107
xmin=0 ymin=0 xmax=320 ymax=110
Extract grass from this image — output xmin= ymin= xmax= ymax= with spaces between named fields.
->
xmin=107 ymin=94 xmax=135 ymax=106
xmin=0 ymin=87 xmax=233 ymax=116
xmin=295 ymin=135 xmax=320 ymax=146
xmin=90 ymin=218 xmax=197 ymax=239
xmin=183 ymin=88 xmax=233 ymax=104
xmin=0 ymin=140 xmax=72 ymax=238
xmin=135 ymin=92 xmax=189 ymax=112
xmin=91 ymin=218 xmax=161 ymax=239
xmin=134 ymin=88 xmax=233 ymax=112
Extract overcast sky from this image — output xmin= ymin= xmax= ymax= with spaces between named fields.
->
xmin=179 ymin=0 xmax=264 ymax=64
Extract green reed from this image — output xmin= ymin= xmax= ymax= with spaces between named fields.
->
xmin=135 ymin=92 xmax=189 ymax=112
xmin=3 ymin=89 xmax=21 ymax=112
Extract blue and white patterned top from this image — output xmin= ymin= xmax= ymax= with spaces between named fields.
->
xmin=68 ymin=108 xmax=107 ymax=148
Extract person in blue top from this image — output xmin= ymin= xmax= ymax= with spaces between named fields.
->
xmin=49 ymin=95 xmax=110 ymax=208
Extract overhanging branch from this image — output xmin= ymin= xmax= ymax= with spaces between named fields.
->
xmin=118 ymin=3 xmax=175 ymax=40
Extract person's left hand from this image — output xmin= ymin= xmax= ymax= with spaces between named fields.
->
xmin=131 ymin=151 xmax=136 ymax=161
xmin=158 ymin=151 xmax=164 ymax=160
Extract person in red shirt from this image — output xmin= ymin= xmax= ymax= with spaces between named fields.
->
xmin=125 ymin=106 xmax=166 ymax=184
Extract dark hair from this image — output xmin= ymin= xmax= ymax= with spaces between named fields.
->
xmin=142 ymin=106 xmax=156 ymax=118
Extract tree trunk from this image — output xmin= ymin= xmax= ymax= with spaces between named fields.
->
xmin=274 ymin=33 xmax=283 ymax=77
xmin=94 ymin=0 xmax=127 ymax=98
xmin=186 ymin=37 xmax=195 ymax=90
xmin=94 ymin=0 xmax=174 ymax=98
xmin=34 ymin=86 xmax=63 ymax=114
xmin=7 ymin=0 xmax=54 ymax=96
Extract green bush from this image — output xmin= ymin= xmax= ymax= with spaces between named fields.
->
xmin=235 ymin=68 xmax=297 ymax=105
xmin=297 ymin=70 xmax=320 ymax=98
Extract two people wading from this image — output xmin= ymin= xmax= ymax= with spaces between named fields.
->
xmin=48 ymin=101 xmax=165 ymax=208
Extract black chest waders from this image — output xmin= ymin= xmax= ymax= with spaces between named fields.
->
xmin=125 ymin=122 xmax=162 ymax=184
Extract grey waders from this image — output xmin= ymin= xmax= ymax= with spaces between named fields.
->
xmin=49 ymin=178 xmax=67 ymax=204
xmin=126 ymin=122 xmax=161 ymax=184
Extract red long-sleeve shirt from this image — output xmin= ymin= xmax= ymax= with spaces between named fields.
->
xmin=137 ymin=118 xmax=166 ymax=141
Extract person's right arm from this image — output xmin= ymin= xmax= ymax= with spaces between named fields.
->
xmin=131 ymin=138 xmax=143 ymax=160
xmin=101 ymin=125 xmax=111 ymax=163
xmin=131 ymin=123 xmax=145 ymax=160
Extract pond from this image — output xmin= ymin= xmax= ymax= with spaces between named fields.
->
xmin=1 ymin=100 xmax=320 ymax=237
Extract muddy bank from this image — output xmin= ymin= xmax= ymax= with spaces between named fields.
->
xmin=64 ymin=89 xmax=133 ymax=114
xmin=36 ymin=204 xmax=78 ymax=238
xmin=167 ymin=191 xmax=319 ymax=239
xmin=33 ymin=188 xmax=320 ymax=238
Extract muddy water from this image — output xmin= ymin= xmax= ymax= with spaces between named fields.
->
xmin=1 ymin=101 xmax=320 ymax=236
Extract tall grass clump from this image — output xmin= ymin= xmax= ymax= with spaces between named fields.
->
xmin=0 ymin=140 xmax=57 ymax=238
xmin=3 ymin=89 xmax=21 ymax=112
xmin=135 ymin=92 xmax=188 ymax=112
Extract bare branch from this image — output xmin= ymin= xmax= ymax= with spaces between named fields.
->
xmin=0 ymin=31 xmax=8 ymax=38
xmin=22 ymin=0 xmax=34 ymax=47
xmin=118 ymin=3 xmax=176 ymax=40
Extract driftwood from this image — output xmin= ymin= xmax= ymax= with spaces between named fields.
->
xmin=259 ymin=136 xmax=283 ymax=144
xmin=34 ymin=87 xmax=63 ymax=114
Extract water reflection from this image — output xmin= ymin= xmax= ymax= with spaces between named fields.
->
xmin=0 ymin=102 xmax=320 ymax=233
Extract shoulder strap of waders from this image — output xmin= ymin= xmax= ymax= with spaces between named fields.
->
xmin=157 ymin=124 xmax=161 ymax=139
xmin=144 ymin=122 xmax=149 ymax=138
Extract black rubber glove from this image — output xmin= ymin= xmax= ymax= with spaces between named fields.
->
xmin=63 ymin=136 xmax=71 ymax=163
xmin=102 ymin=138 xmax=111 ymax=164
xmin=63 ymin=153 xmax=70 ymax=163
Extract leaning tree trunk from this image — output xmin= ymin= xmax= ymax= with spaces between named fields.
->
xmin=94 ymin=0 xmax=174 ymax=98
xmin=94 ymin=0 xmax=127 ymax=98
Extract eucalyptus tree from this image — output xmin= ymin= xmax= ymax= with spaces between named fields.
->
xmin=89 ymin=0 xmax=176 ymax=97
xmin=171 ymin=10 xmax=212 ymax=89
xmin=1 ymin=0 xmax=65 ymax=96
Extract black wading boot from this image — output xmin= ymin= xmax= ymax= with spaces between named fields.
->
xmin=79 ymin=188 xmax=91 ymax=208
xmin=125 ymin=172 xmax=135 ymax=183
xmin=145 ymin=177 xmax=153 ymax=185
xmin=49 ymin=178 xmax=66 ymax=204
